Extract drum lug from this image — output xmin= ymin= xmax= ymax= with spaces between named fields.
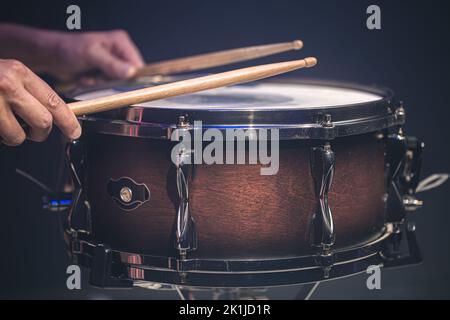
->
xmin=310 ymin=142 xmax=336 ymax=257
xmin=175 ymin=148 xmax=197 ymax=258
xmin=65 ymin=140 xmax=92 ymax=234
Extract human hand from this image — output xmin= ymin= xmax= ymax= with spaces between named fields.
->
xmin=45 ymin=30 xmax=145 ymax=81
xmin=0 ymin=59 xmax=81 ymax=145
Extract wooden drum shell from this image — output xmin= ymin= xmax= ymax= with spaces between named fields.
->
xmin=84 ymin=132 xmax=386 ymax=259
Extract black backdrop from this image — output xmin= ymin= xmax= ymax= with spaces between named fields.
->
xmin=0 ymin=0 xmax=449 ymax=299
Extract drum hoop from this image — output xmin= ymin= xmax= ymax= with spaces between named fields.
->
xmin=78 ymin=229 xmax=389 ymax=273
xmin=71 ymin=226 xmax=392 ymax=287
xmin=79 ymin=111 xmax=399 ymax=140
xmin=67 ymin=78 xmax=400 ymax=140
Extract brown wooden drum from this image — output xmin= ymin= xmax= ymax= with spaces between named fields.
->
xmin=63 ymin=78 xmax=424 ymax=288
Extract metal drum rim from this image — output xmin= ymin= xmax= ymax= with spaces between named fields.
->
xmin=71 ymin=226 xmax=393 ymax=288
xmin=66 ymin=77 xmax=400 ymax=140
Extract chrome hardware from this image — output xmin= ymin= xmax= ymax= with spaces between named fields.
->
xmin=107 ymin=177 xmax=150 ymax=211
xmin=310 ymin=143 xmax=336 ymax=255
xmin=62 ymin=139 xmax=92 ymax=267
xmin=402 ymin=139 xmax=424 ymax=188
xmin=416 ymin=173 xmax=449 ymax=193
xmin=403 ymin=195 xmax=423 ymax=212
xmin=175 ymin=148 xmax=197 ymax=257
xmin=178 ymin=115 xmax=190 ymax=128
xmin=395 ymin=102 xmax=406 ymax=123
xmin=90 ymin=244 xmax=133 ymax=288
xmin=382 ymin=222 xmax=422 ymax=268
xmin=66 ymin=140 xmax=92 ymax=234
xmin=321 ymin=114 xmax=334 ymax=128
xmin=73 ymin=79 xmax=400 ymax=141
xmin=120 ymin=187 xmax=133 ymax=203
xmin=66 ymin=225 xmax=421 ymax=288
xmin=407 ymin=221 xmax=416 ymax=232
xmin=386 ymin=131 xmax=424 ymax=218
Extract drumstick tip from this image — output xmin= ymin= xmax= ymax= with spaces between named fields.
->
xmin=293 ymin=40 xmax=303 ymax=50
xmin=304 ymin=57 xmax=317 ymax=67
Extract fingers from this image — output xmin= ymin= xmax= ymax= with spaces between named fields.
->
xmin=8 ymin=88 xmax=53 ymax=142
xmin=42 ymin=30 xmax=144 ymax=81
xmin=86 ymin=42 xmax=137 ymax=79
xmin=0 ymin=98 xmax=26 ymax=146
xmin=84 ymin=30 xmax=144 ymax=79
xmin=110 ymin=30 xmax=145 ymax=69
xmin=23 ymin=69 xmax=81 ymax=140
xmin=0 ymin=59 xmax=80 ymax=145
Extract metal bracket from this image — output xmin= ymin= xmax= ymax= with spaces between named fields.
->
xmin=65 ymin=140 xmax=93 ymax=235
xmin=310 ymin=143 xmax=336 ymax=277
xmin=175 ymin=148 xmax=197 ymax=259
xmin=386 ymin=131 xmax=424 ymax=221
xmin=66 ymin=140 xmax=83 ymax=230
xmin=382 ymin=222 xmax=422 ymax=268
xmin=90 ymin=244 xmax=133 ymax=288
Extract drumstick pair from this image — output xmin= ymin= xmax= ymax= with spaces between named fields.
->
xmin=68 ymin=40 xmax=317 ymax=116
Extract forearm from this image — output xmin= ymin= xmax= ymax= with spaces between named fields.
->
xmin=0 ymin=23 xmax=62 ymax=73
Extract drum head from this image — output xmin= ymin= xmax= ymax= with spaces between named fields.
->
xmin=68 ymin=77 xmax=401 ymax=140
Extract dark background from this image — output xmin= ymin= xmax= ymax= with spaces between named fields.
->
xmin=0 ymin=0 xmax=449 ymax=299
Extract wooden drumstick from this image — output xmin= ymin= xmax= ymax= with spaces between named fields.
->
xmin=135 ymin=40 xmax=303 ymax=77
xmin=69 ymin=57 xmax=317 ymax=116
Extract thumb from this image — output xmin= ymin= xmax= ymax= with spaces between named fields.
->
xmin=85 ymin=43 xmax=136 ymax=79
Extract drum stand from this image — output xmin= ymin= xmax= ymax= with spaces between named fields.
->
xmin=134 ymin=283 xmax=319 ymax=300
xmin=293 ymin=282 xmax=320 ymax=300
xmin=175 ymin=287 xmax=269 ymax=300
xmin=165 ymin=285 xmax=319 ymax=300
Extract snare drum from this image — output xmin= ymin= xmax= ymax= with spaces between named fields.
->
xmin=62 ymin=78 xmax=423 ymax=288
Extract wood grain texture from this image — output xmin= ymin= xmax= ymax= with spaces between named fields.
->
xmin=136 ymin=40 xmax=303 ymax=77
xmin=68 ymin=58 xmax=317 ymax=116
xmin=85 ymin=133 xmax=386 ymax=259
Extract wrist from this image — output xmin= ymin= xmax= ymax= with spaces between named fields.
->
xmin=26 ymin=28 xmax=66 ymax=73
